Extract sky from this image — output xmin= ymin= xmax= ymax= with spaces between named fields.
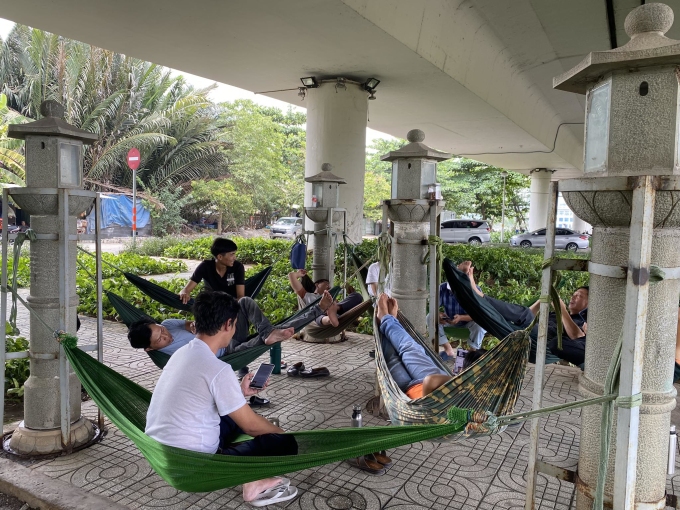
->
xmin=0 ymin=18 xmax=393 ymax=145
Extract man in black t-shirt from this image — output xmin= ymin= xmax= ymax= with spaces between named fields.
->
xmin=180 ymin=238 xmax=246 ymax=302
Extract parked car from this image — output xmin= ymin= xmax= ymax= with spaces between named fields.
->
xmin=269 ymin=217 xmax=303 ymax=239
xmin=510 ymin=228 xmax=589 ymax=251
xmin=440 ymin=219 xmax=491 ymax=246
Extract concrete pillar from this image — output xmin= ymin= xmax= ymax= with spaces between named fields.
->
xmin=528 ymin=169 xmax=553 ymax=231
xmin=570 ymin=214 xmax=591 ymax=234
xmin=305 ymin=81 xmax=367 ymax=245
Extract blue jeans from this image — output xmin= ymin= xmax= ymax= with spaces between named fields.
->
xmin=426 ymin=313 xmax=487 ymax=350
xmin=380 ymin=315 xmax=448 ymax=392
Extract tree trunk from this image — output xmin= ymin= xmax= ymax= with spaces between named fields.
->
xmin=217 ymin=213 xmax=223 ymax=233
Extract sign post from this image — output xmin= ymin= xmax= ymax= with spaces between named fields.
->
xmin=126 ymin=148 xmax=140 ymax=247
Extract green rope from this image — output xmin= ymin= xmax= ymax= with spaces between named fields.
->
xmin=8 ymin=229 xmax=36 ymax=334
xmin=615 ymin=393 xmax=642 ymax=408
xmin=376 ymin=232 xmax=392 ymax=295
xmin=422 ymin=235 xmax=443 ymax=265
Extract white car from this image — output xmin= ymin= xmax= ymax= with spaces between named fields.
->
xmin=269 ymin=217 xmax=303 ymax=239
xmin=510 ymin=228 xmax=590 ymax=251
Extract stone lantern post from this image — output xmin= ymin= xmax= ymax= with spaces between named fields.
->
xmin=553 ymin=4 xmax=680 ymax=509
xmin=380 ymin=130 xmax=450 ymax=335
xmin=304 ymin=163 xmax=346 ymax=283
xmin=6 ymin=101 xmax=97 ymax=455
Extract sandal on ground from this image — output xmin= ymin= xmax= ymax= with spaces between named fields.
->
xmin=279 ymin=361 xmax=288 ymax=370
xmin=300 ymin=367 xmax=330 ymax=378
xmin=346 ymin=456 xmax=386 ymax=475
xmin=248 ymin=483 xmax=298 ymax=507
xmin=287 ymin=362 xmax=305 ymax=377
xmin=248 ymin=396 xmax=270 ymax=407
xmin=371 ymin=450 xmax=393 ymax=468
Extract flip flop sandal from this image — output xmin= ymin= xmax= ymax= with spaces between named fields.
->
xmin=280 ymin=361 xmax=288 ymax=370
xmin=371 ymin=451 xmax=393 ymax=468
xmin=345 ymin=456 xmax=386 ymax=475
xmin=249 ymin=484 xmax=298 ymax=507
xmin=248 ymin=396 xmax=270 ymax=407
xmin=287 ymin=362 xmax=305 ymax=377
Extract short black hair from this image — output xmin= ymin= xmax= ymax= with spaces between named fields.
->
xmin=314 ymin=278 xmax=330 ymax=286
xmin=193 ymin=290 xmax=241 ymax=336
xmin=128 ymin=317 xmax=156 ymax=349
xmin=463 ymin=349 xmax=487 ymax=369
xmin=211 ymin=238 xmax=237 ymax=258
xmin=576 ymin=286 xmax=589 ymax=293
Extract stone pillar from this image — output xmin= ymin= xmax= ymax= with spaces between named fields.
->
xmin=305 ymin=81 xmax=367 ymax=245
xmin=570 ymin=214 xmax=591 ymax=234
xmin=563 ymin=188 xmax=680 ymax=509
xmin=528 ymin=169 xmax=552 ymax=231
xmin=6 ymin=101 xmax=96 ymax=455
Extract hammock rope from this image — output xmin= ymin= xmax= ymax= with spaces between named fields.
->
xmin=7 ymin=228 xmax=36 ymax=334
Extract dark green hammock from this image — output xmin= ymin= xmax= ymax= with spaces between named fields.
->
xmin=144 ymin=287 xmax=341 ymax=370
xmin=62 ymin=334 xmax=471 ymax=492
xmin=123 ymin=266 xmax=272 ymax=312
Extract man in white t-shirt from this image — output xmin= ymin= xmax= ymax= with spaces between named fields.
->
xmin=288 ymin=269 xmax=363 ymax=326
xmin=146 ymin=290 xmax=299 ymax=506
xmin=365 ymin=261 xmax=391 ymax=297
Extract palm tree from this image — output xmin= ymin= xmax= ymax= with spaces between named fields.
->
xmin=0 ymin=25 xmax=229 ymax=193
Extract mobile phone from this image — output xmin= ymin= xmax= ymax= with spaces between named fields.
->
xmin=249 ymin=363 xmax=275 ymax=389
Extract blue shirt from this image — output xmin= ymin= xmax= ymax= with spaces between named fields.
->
xmin=439 ymin=282 xmax=478 ymax=322
xmin=158 ymin=319 xmax=226 ymax=357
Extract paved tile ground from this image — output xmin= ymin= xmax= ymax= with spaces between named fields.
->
xmin=4 ymin=295 xmax=679 ymax=509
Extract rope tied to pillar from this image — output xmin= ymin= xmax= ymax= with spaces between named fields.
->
xmin=8 ymin=228 xmax=37 ymax=335
xmin=376 ymin=232 xmax=392 ymax=295
xmin=615 ymin=393 xmax=642 ymax=409
xmin=422 ymin=235 xmax=443 ymax=265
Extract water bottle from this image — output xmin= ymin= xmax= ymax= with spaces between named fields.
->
xmin=669 ymin=425 xmax=677 ymax=475
xmin=351 ymin=405 xmax=362 ymax=428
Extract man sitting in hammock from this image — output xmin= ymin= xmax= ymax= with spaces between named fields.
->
xmin=179 ymin=238 xmax=245 ymax=302
xmin=288 ymin=269 xmax=363 ymax=327
xmin=461 ymin=261 xmax=589 ymax=366
xmin=146 ymin=290 xmax=299 ymax=507
xmin=377 ymin=294 xmax=454 ymax=399
xmin=128 ymin=291 xmax=334 ymax=356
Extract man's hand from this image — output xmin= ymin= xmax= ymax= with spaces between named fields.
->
xmin=240 ymin=373 xmax=265 ymax=397
xmin=439 ymin=312 xmax=450 ymax=324
xmin=189 ymin=321 xmax=196 ymax=334
xmin=451 ymin=314 xmax=463 ymax=325
xmin=179 ymin=290 xmax=191 ymax=304
xmin=297 ymin=269 xmax=307 ymax=278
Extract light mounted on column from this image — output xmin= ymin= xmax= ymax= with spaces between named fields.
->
xmin=300 ymin=77 xmax=319 ymax=88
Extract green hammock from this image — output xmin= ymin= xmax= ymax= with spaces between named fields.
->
xmin=144 ymin=287 xmax=342 ymax=370
xmin=299 ymin=299 xmax=373 ymax=340
xmin=61 ymin=334 xmax=472 ymax=492
xmin=123 ymin=266 xmax=272 ymax=312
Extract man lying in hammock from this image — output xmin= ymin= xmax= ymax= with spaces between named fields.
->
xmin=377 ymin=293 xmax=454 ymax=399
xmin=128 ymin=292 xmax=334 ymax=356
xmin=461 ymin=261 xmax=589 ymax=367
xmin=146 ymin=290 xmax=299 ymax=507
xmin=288 ymin=269 xmax=363 ymax=327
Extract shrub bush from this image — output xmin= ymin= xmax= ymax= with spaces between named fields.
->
xmin=5 ymin=322 xmax=28 ymax=399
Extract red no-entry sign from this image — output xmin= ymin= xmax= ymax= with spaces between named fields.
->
xmin=127 ymin=148 xmax=141 ymax=171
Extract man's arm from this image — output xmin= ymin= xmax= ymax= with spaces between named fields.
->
xmin=288 ymin=270 xmax=307 ymax=299
xmin=183 ymin=321 xmax=195 ymax=333
xmin=228 ymin=405 xmax=284 ymax=436
xmin=451 ymin=314 xmax=472 ymax=324
xmin=369 ymin=283 xmax=378 ymax=296
xmin=235 ymin=285 xmax=245 ymax=299
xmin=179 ymin=281 xmax=198 ymax=304
xmin=559 ymin=300 xmax=585 ymax=339
xmin=528 ymin=299 xmax=541 ymax=316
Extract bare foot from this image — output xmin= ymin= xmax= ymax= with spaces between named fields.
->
xmin=264 ymin=327 xmax=294 ymax=345
xmin=326 ymin=303 xmax=340 ymax=327
xmin=376 ymin=293 xmax=390 ymax=320
xmin=457 ymin=260 xmax=471 ymax=273
xmin=443 ymin=343 xmax=456 ymax=357
xmin=319 ymin=290 xmax=333 ymax=311
xmin=243 ymin=477 xmax=286 ymax=502
xmin=387 ymin=297 xmax=399 ymax=318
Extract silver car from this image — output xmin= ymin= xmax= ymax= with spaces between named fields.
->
xmin=270 ymin=217 xmax=303 ymax=239
xmin=440 ymin=219 xmax=491 ymax=246
xmin=510 ymin=228 xmax=590 ymax=251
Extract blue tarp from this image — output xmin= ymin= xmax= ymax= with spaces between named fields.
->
xmin=87 ymin=193 xmax=150 ymax=230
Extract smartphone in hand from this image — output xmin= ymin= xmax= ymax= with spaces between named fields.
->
xmin=249 ymin=363 xmax=275 ymax=390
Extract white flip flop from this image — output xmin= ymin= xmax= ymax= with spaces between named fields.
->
xmin=248 ymin=484 xmax=298 ymax=507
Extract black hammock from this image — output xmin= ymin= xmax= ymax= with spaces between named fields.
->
xmin=123 ymin=266 xmax=272 ymax=312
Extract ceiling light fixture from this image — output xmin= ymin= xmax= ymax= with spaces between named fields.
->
xmin=300 ymin=77 xmax=319 ymax=88
xmin=363 ymin=78 xmax=380 ymax=91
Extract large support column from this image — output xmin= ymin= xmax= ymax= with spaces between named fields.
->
xmin=570 ymin=214 xmax=591 ymax=235
xmin=305 ymin=81 xmax=367 ymax=247
xmin=528 ymin=169 xmax=553 ymax=231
